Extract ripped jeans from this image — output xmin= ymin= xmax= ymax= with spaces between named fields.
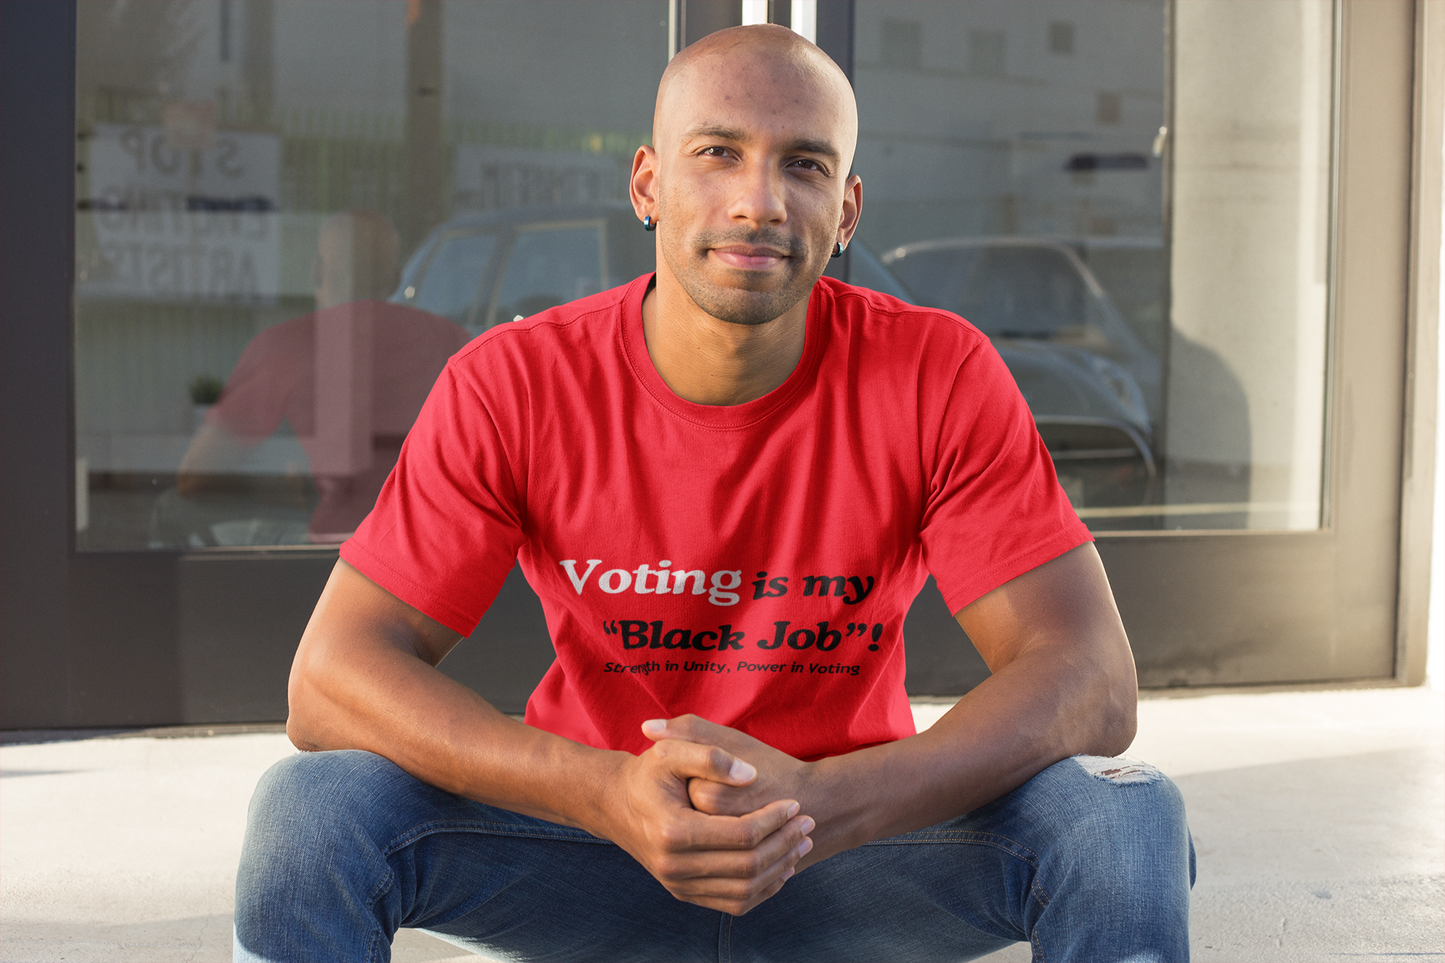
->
xmin=234 ymin=752 xmax=1195 ymax=963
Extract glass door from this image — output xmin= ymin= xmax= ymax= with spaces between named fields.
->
xmin=74 ymin=0 xmax=666 ymax=552
xmin=862 ymin=0 xmax=1412 ymax=691
xmin=62 ymin=0 xmax=669 ymax=723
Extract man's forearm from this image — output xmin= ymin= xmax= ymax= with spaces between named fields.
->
xmin=287 ymin=560 xmax=816 ymax=916
xmin=293 ymin=630 xmax=609 ymax=827
xmin=798 ymin=634 xmax=1135 ymax=863
xmin=290 ymin=637 xmax=814 ymax=913
xmin=287 ymin=565 xmax=626 ymax=831
xmin=681 ymin=544 xmax=1138 ymax=867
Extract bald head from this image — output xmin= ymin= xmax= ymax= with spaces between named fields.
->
xmin=631 ymin=23 xmax=863 ymax=333
xmin=313 ymin=210 xmax=401 ymax=309
xmin=653 ymin=24 xmax=858 ymax=174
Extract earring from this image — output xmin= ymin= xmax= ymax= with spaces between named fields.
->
xmin=831 ymin=241 xmax=844 ymax=258
xmin=643 ymin=215 xmax=657 ymax=232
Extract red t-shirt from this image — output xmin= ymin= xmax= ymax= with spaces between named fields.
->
xmin=342 ymin=275 xmax=1089 ymax=760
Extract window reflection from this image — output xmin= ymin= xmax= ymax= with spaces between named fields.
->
xmin=73 ymin=0 xmax=1330 ymax=545
xmin=75 ymin=0 xmax=665 ymax=550
xmin=394 ymin=206 xmax=655 ymax=334
xmin=851 ymin=0 xmax=1328 ymax=531
xmin=164 ymin=211 xmax=469 ymax=546
xmin=405 ymin=230 xmax=498 ymax=327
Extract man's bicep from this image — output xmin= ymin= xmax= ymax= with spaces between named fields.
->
xmin=287 ymin=560 xmax=467 ymax=752
xmin=301 ymin=559 xmax=464 ymax=667
xmin=952 ymin=543 xmax=1132 ymax=675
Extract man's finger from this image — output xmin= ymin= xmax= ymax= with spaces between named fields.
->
xmin=642 ymin=713 xmax=721 ymax=742
xmin=647 ymin=734 xmax=757 ymax=786
xmin=664 ymin=796 xmax=802 ymax=852
xmin=688 ymin=775 xmax=755 ymax=817
xmin=651 ymin=814 xmax=815 ymax=915
xmin=661 ymin=813 xmax=815 ymax=877
xmin=725 ymin=797 xmax=804 ymax=849
xmin=642 ymin=714 xmax=755 ymax=756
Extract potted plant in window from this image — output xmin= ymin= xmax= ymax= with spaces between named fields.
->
xmin=188 ymin=375 xmax=224 ymax=431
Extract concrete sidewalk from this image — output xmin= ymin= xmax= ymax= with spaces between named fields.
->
xmin=1 ymin=686 xmax=1441 ymax=963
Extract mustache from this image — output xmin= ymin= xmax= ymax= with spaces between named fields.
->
xmin=693 ymin=227 xmax=805 ymax=257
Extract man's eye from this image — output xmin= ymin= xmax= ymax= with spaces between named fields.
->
xmin=700 ymin=146 xmax=731 ymax=157
xmin=791 ymin=158 xmax=826 ymax=173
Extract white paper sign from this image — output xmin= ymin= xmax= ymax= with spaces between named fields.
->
xmin=451 ymin=145 xmax=625 ymax=212
xmin=78 ymin=122 xmax=281 ymax=302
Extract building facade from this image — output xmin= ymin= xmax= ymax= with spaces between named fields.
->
xmin=1 ymin=0 xmax=1438 ymax=728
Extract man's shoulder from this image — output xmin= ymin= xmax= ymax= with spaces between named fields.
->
xmin=812 ymin=276 xmax=988 ymax=346
xmin=811 ymin=276 xmax=993 ymax=373
xmin=449 ymin=276 xmax=641 ymax=371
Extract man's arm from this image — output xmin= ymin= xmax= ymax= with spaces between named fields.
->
xmin=286 ymin=558 xmax=815 ymax=914
xmin=667 ymin=541 xmax=1137 ymax=866
xmin=176 ymin=423 xmax=255 ymax=496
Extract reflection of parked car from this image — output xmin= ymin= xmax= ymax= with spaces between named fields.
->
xmin=1071 ymin=236 xmax=1166 ymax=355
xmin=395 ymin=217 xmax=1159 ymax=510
xmin=392 ymin=203 xmax=655 ymax=334
xmin=995 ymin=343 xmax=1156 ymax=510
xmin=1069 ymin=235 xmax=1251 ymax=520
xmin=880 ymin=237 xmax=1162 ymax=426
xmin=868 ymin=240 xmax=1158 ymax=511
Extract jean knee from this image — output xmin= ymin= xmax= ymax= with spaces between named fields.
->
xmin=237 ymin=751 xmax=427 ymax=960
xmin=241 ymin=751 xmax=412 ymax=879
xmin=1044 ymin=756 xmax=1194 ymax=891
xmin=249 ymin=751 xmax=361 ymax=830
xmin=1069 ymin=755 xmax=1186 ymax=824
xmin=1011 ymin=751 xmax=1190 ymax=884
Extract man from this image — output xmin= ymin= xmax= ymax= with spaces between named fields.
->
xmin=236 ymin=25 xmax=1192 ymax=962
xmin=177 ymin=210 xmax=470 ymax=543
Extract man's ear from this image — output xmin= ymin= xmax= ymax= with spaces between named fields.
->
xmin=630 ymin=144 xmax=659 ymax=222
xmin=837 ymin=173 xmax=863 ymax=248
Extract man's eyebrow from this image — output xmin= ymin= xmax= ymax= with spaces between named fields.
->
xmin=681 ymin=125 xmax=841 ymax=162
xmin=681 ymin=123 xmax=748 ymax=142
xmin=789 ymin=138 xmax=841 ymax=161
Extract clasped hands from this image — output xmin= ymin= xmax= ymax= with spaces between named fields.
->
xmin=602 ymin=714 xmax=821 ymax=915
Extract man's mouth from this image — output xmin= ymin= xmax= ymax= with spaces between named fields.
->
xmin=710 ymin=244 xmax=790 ymax=270
xmin=697 ymin=227 xmax=805 ymax=272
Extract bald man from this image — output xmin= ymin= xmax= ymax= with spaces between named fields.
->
xmin=235 ymin=27 xmax=1192 ymax=962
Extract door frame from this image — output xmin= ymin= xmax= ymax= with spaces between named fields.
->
xmin=1396 ymin=0 xmax=1443 ymax=687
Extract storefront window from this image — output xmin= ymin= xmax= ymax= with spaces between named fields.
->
xmin=75 ymin=0 xmax=666 ymax=549
xmin=851 ymin=0 xmax=1334 ymax=531
xmin=75 ymin=0 xmax=1336 ymax=549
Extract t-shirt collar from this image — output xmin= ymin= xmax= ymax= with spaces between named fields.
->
xmin=619 ymin=273 xmax=828 ymax=430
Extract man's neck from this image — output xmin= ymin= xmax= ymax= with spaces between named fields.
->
xmin=639 ymin=278 xmax=810 ymax=407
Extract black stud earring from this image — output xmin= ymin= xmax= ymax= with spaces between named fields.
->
xmin=643 ymin=215 xmax=657 ymax=232
xmin=831 ymin=241 xmax=844 ymax=258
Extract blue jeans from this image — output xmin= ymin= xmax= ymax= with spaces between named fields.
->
xmin=234 ymin=751 xmax=1194 ymax=962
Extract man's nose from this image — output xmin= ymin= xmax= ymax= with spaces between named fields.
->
xmin=727 ymin=161 xmax=787 ymax=226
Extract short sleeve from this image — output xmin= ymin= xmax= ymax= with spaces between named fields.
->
xmin=919 ymin=338 xmax=1092 ymax=615
xmin=341 ymin=359 xmax=527 ymax=635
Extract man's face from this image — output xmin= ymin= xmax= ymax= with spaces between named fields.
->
xmin=647 ymin=46 xmax=858 ymax=327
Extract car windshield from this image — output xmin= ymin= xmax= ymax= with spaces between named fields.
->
xmin=493 ymin=225 xmax=603 ymax=324
xmin=887 ymin=245 xmax=1101 ymax=339
xmin=411 ymin=231 xmax=498 ymax=325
